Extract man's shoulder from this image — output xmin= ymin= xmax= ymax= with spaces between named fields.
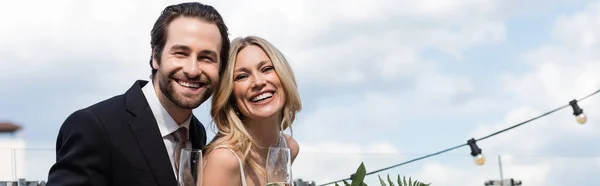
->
xmin=85 ymin=94 xmax=127 ymax=113
xmin=60 ymin=94 xmax=127 ymax=129
xmin=61 ymin=80 xmax=145 ymax=129
xmin=82 ymin=80 xmax=148 ymax=115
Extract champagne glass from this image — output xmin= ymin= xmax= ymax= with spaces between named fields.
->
xmin=177 ymin=148 xmax=202 ymax=186
xmin=265 ymin=147 xmax=292 ymax=186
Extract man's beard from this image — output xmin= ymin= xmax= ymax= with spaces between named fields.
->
xmin=158 ymin=71 xmax=214 ymax=109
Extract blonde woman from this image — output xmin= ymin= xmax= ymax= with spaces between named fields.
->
xmin=202 ymin=36 xmax=302 ymax=186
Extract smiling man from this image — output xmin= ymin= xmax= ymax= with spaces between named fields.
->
xmin=46 ymin=2 xmax=230 ymax=186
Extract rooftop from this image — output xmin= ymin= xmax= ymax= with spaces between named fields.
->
xmin=0 ymin=122 xmax=21 ymax=133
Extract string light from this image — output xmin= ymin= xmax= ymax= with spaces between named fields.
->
xmin=570 ymin=99 xmax=587 ymax=124
xmin=468 ymin=138 xmax=485 ymax=166
xmin=317 ymin=88 xmax=600 ymax=186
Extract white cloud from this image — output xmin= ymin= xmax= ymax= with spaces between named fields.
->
xmin=293 ymin=141 xmax=402 ymax=184
xmin=293 ymin=1 xmax=600 ymax=185
xmin=0 ymin=0 xmax=509 ymax=88
xmin=470 ymin=107 xmax=552 ymax=154
xmin=0 ymin=0 xmax=167 ymax=84
xmin=196 ymin=0 xmax=508 ymax=84
xmin=551 ymin=2 xmax=600 ymax=48
xmin=294 ymin=68 xmax=477 ymax=142
xmin=450 ymin=1 xmax=600 ymax=185
xmin=407 ymin=157 xmax=552 ymax=186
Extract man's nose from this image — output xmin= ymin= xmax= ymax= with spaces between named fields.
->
xmin=182 ymin=59 xmax=200 ymax=78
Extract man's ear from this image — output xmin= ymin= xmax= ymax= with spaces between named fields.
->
xmin=152 ymin=58 xmax=159 ymax=70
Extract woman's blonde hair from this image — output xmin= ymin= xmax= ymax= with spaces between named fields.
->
xmin=204 ymin=36 xmax=302 ymax=181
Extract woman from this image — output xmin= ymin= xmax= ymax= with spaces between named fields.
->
xmin=202 ymin=36 xmax=302 ymax=186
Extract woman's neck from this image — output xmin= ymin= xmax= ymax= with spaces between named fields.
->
xmin=245 ymin=115 xmax=281 ymax=153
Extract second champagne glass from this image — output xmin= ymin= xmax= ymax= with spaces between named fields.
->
xmin=265 ymin=147 xmax=292 ymax=186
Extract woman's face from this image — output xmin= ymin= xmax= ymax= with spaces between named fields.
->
xmin=232 ymin=45 xmax=286 ymax=120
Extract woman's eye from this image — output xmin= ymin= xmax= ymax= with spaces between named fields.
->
xmin=262 ymin=66 xmax=274 ymax=72
xmin=235 ymin=74 xmax=248 ymax=80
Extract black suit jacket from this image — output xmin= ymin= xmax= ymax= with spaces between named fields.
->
xmin=46 ymin=80 xmax=207 ymax=186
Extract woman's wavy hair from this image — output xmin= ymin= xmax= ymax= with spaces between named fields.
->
xmin=204 ymin=36 xmax=302 ymax=181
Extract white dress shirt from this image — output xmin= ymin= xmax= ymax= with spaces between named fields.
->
xmin=141 ymin=81 xmax=192 ymax=178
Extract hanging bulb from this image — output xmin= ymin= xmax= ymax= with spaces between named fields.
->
xmin=569 ymin=99 xmax=587 ymax=125
xmin=474 ymin=154 xmax=485 ymax=165
xmin=576 ymin=113 xmax=587 ymax=124
xmin=467 ymin=138 xmax=485 ymax=166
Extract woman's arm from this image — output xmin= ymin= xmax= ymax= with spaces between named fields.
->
xmin=202 ymin=148 xmax=244 ymax=186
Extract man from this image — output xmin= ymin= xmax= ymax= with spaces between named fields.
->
xmin=46 ymin=2 xmax=230 ymax=186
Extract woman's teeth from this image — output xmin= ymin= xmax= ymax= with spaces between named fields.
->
xmin=251 ymin=92 xmax=273 ymax=102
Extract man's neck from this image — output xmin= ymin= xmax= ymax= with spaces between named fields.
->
xmin=152 ymin=81 xmax=192 ymax=124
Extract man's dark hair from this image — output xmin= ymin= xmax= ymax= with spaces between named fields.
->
xmin=149 ymin=2 xmax=230 ymax=78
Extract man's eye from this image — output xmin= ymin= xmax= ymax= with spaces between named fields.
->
xmin=199 ymin=56 xmax=214 ymax=62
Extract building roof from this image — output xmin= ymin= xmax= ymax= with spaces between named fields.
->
xmin=0 ymin=122 xmax=21 ymax=133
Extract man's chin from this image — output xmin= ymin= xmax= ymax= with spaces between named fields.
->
xmin=172 ymin=96 xmax=205 ymax=109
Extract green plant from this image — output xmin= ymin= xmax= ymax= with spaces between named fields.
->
xmin=333 ymin=162 xmax=431 ymax=186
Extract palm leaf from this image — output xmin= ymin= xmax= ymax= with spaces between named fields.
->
xmin=378 ymin=175 xmax=386 ymax=186
xmin=387 ymin=174 xmax=395 ymax=186
xmin=350 ymin=162 xmax=367 ymax=186
xmin=340 ymin=162 xmax=431 ymax=186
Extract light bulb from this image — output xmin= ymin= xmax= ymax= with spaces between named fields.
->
xmin=576 ymin=113 xmax=587 ymax=124
xmin=474 ymin=154 xmax=485 ymax=165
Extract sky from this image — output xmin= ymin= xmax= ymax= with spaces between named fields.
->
xmin=1 ymin=0 xmax=600 ymax=185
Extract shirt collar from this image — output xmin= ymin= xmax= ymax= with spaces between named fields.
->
xmin=141 ymin=80 xmax=191 ymax=138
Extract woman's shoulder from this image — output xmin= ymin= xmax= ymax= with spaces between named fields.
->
xmin=282 ymin=134 xmax=300 ymax=161
xmin=202 ymin=147 xmax=244 ymax=185
xmin=204 ymin=147 xmax=243 ymax=171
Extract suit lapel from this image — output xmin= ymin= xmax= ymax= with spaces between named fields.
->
xmin=125 ymin=80 xmax=176 ymax=186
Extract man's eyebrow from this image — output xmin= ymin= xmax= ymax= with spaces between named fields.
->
xmin=169 ymin=44 xmax=191 ymax=52
xmin=198 ymin=50 xmax=218 ymax=58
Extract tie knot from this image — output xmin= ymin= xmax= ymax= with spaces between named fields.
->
xmin=172 ymin=127 xmax=189 ymax=142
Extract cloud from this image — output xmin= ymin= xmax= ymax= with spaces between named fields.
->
xmin=407 ymin=156 xmax=553 ymax=186
xmin=211 ymin=0 xmax=509 ymax=85
xmin=418 ymin=1 xmax=600 ymax=185
xmin=292 ymin=141 xmax=403 ymax=184
xmin=291 ymin=1 xmax=600 ymax=185
xmin=293 ymin=67 xmax=479 ymax=144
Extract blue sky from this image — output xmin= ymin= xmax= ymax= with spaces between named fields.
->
xmin=1 ymin=0 xmax=600 ymax=185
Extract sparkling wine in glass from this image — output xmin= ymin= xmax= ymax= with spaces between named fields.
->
xmin=177 ymin=148 xmax=202 ymax=186
xmin=265 ymin=147 xmax=292 ymax=186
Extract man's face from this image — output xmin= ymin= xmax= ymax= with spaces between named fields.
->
xmin=152 ymin=16 xmax=222 ymax=109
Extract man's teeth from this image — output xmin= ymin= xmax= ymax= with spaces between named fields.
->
xmin=177 ymin=81 xmax=201 ymax=88
xmin=251 ymin=92 xmax=273 ymax=102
